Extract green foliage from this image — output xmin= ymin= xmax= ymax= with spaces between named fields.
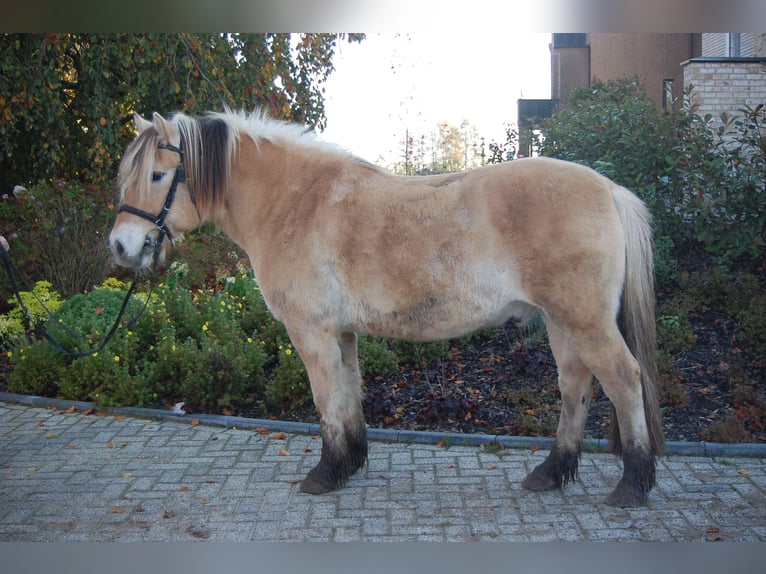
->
xmin=392 ymin=339 xmax=450 ymax=368
xmin=7 ymin=341 xmax=66 ymax=397
xmin=670 ymin=104 xmax=766 ymax=261
xmin=0 ymin=181 xmax=114 ymax=297
xmin=358 ymin=336 xmax=399 ymax=378
xmin=0 ymin=33 xmax=364 ymax=192
xmin=5 ymin=280 xmax=63 ymax=327
xmin=516 ymin=77 xmax=766 ymax=265
xmin=537 ymin=78 xmax=678 ymax=191
xmin=265 ymin=341 xmax=310 ymax=410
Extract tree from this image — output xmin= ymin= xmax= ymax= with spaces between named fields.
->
xmin=394 ymin=119 xmax=484 ymax=175
xmin=0 ymin=33 xmax=363 ymax=192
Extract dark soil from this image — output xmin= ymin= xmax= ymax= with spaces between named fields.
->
xmin=246 ymin=320 xmax=761 ymax=444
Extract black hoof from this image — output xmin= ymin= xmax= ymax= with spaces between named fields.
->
xmin=299 ymin=471 xmax=337 ymax=495
xmin=604 ymin=479 xmax=648 ymax=507
xmin=521 ymin=446 xmax=580 ymax=492
xmin=521 ymin=464 xmax=560 ymax=491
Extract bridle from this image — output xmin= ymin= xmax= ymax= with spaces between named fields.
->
xmin=0 ymin=142 xmax=191 ymax=359
xmin=118 ymin=141 xmax=186 ymax=268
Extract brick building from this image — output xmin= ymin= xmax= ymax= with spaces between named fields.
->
xmin=682 ymin=33 xmax=766 ymax=130
xmin=549 ymin=33 xmax=701 ymax=111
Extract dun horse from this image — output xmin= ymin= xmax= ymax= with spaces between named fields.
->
xmin=109 ymin=110 xmax=665 ymax=507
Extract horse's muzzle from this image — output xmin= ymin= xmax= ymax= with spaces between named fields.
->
xmin=110 ymin=232 xmax=159 ymax=269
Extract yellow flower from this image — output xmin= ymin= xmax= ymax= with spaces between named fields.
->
xmin=6 ymin=351 xmax=11 ymax=358
xmin=114 ymin=355 xmax=120 ymax=362
xmin=285 ymin=348 xmax=293 ymax=356
xmin=202 ymin=322 xmax=209 ymax=332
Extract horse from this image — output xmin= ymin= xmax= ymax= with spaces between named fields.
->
xmin=108 ymin=109 xmax=665 ymax=507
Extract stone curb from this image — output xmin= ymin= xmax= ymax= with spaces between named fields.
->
xmin=2 ymin=390 xmax=765 ymax=458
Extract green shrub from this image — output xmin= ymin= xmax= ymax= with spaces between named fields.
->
xmin=7 ymin=341 xmax=66 ymax=397
xmin=392 ymin=339 xmax=450 ymax=368
xmin=0 ymin=181 xmax=113 ymax=298
xmin=358 ymin=335 xmax=399 ymax=377
xmin=265 ymin=341 xmax=310 ymax=410
xmin=522 ymin=77 xmax=766 ymax=264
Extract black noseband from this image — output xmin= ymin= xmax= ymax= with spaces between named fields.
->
xmin=118 ymin=141 xmax=186 ymax=267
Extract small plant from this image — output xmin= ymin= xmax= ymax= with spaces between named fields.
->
xmin=480 ymin=441 xmax=507 ymax=458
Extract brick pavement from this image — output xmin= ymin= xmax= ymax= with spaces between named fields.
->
xmin=1 ymin=401 xmax=764 ymax=541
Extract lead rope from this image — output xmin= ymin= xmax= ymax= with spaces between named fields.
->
xmin=0 ymin=240 xmax=153 ymax=359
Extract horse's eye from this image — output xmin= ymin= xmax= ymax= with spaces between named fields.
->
xmin=151 ymin=171 xmax=164 ymax=183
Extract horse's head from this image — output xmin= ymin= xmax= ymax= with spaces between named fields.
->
xmin=109 ymin=112 xmax=200 ymax=269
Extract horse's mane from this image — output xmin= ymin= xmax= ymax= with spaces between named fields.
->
xmin=119 ymin=108 xmax=362 ymax=216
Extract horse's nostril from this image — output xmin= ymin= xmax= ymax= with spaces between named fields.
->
xmin=113 ymin=239 xmax=125 ymax=257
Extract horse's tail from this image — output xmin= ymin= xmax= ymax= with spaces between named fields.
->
xmin=610 ymin=186 xmax=666 ymax=457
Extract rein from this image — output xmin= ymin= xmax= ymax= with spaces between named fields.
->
xmin=0 ymin=240 xmax=149 ymax=359
xmin=0 ymin=141 xmax=186 ymax=358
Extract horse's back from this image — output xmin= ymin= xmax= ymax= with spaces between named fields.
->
xmin=315 ymin=156 xmax=627 ymax=340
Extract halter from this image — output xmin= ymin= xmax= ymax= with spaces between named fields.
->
xmin=118 ymin=141 xmax=186 ymax=268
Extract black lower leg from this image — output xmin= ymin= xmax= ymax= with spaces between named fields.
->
xmin=521 ymin=442 xmax=580 ymax=491
xmin=605 ymin=447 xmax=657 ymax=507
xmin=299 ymin=420 xmax=367 ymax=495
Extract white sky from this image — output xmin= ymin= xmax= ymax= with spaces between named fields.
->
xmin=320 ymin=32 xmax=553 ymax=166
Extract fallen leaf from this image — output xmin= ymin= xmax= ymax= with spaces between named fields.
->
xmin=488 ymin=464 xmax=498 ymax=470
xmin=66 ymin=443 xmax=77 ymax=449
xmin=163 ymin=509 xmax=176 ymax=519
xmin=529 ymin=446 xmax=541 ymax=452
xmin=95 ymin=411 xmax=107 ymax=417
xmin=135 ymin=506 xmax=145 ymax=513
xmin=186 ymin=525 xmax=211 ymax=539
xmin=302 ymin=446 xmax=312 ymax=453
xmin=705 ymin=526 xmax=720 ymax=534
xmin=444 ymin=464 xmax=455 ymax=469
xmin=113 ymin=415 xmax=126 ymax=421
xmin=200 ymin=497 xmax=209 ymax=505
xmin=287 ymin=479 xmax=301 ymax=484
xmin=254 ymin=428 xmax=270 ymax=435
xmin=109 ymin=507 xmax=125 ymax=514
xmin=83 ymin=407 xmax=95 ymax=416
xmin=46 ymin=434 xmax=56 ymax=439
xmin=122 ymin=472 xmax=133 ymax=478
xmin=64 ymin=405 xmax=75 ymax=413
xmin=190 ymin=418 xmax=200 ymax=427
xmin=437 ymin=438 xmax=448 ymax=448
xmin=107 ymin=441 xmax=115 ymax=449
xmin=737 ymin=468 xmax=751 ymax=477
xmin=271 ymin=432 xmax=287 ymax=440
xmin=180 ymin=485 xmax=189 ymax=492
xmin=278 ymin=448 xmax=290 ymax=456
xmin=27 ymin=466 xmax=40 ymax=472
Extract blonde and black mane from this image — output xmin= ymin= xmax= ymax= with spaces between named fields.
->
xmin=118 ymin=109 xmax=349 ymax=215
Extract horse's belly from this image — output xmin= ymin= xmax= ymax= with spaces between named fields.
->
xmin=348 ymin=272 xmax=531 ymax=341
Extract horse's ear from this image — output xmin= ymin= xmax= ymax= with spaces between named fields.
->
xmin=152 ymin=112 xmax=178 ymax=145
xmin=134 ymin=113 xmax=153 ymax=134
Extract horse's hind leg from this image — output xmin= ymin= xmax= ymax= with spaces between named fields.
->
xmin=570 ymin=325 xmax=656 ymax=507
xmin=288 ymin=328 xmax=367 ymax=495
xmin=522 ymin=320 xmax=594 ymax=492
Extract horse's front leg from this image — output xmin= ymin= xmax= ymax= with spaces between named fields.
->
xmin=287 ymin=328 xmax=367 ymax=494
